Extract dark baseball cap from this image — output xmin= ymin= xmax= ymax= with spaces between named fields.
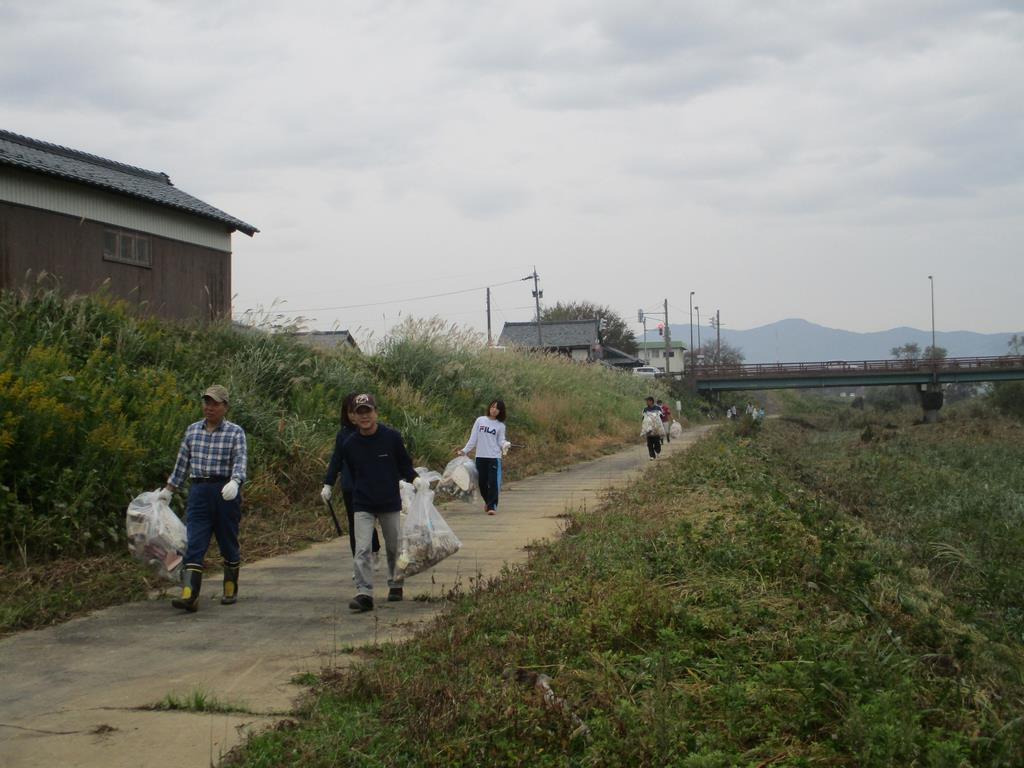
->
xmin=352 ymin=393 xmax=376 ymax=411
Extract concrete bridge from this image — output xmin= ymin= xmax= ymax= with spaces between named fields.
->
xmin=692 ymin=355 xmax=1024 ymax=421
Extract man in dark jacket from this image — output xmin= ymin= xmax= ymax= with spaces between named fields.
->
xmin=340 ymin=393 xmax=421 ymax=612
xmin=321 ymin=393 xmax=381 ymax=559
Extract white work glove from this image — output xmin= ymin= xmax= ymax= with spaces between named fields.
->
xmin=320 ymin=484 xmax=333 ymax=503
xmin=155 ymin=487 xmax=173 ymax=504
xmin=221 ymin=479 xmax=239 ymax=501
xmin=413 ymin=476 xmax=429 ymax=491
xmin=501 ymin=440 xmax=512 ymax=456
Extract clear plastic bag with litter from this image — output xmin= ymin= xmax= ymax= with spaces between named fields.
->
xmin=396 ymin=473 xmax=461 ymax=580
xmin=126 ymin=490 xmax=186 ymax=580
xmin=438 ymin=456 xmax=479 ymax=501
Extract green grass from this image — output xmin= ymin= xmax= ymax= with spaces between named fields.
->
xmin=1 ymin=289 xmax=683 ymax=631
xmin=226 ymin=407 xmax=1024 ymax=767
xmin=0 ymin=290 xmax=673 ymax=567
xmin=151 ymin=686 xmax=252 ymax=714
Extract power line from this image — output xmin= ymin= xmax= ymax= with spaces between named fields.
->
xmin=274 ymin=277 xmax=526 ymax=314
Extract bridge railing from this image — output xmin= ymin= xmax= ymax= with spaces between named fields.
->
xmin=694 ymin=355 xmax=1024 ymax=380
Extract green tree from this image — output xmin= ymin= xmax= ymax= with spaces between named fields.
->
xmin=990 ymin=335 xmax=1024 ymax=418
xmin=890 ymin=342 xmax=921 ymax=361
xmin=540 ymin=301 xmax=637 ymax=354
xmin=696 ymin=339 xmax=744 ymax=367
xmin=924 ymin=345 xmax=947 ymax=360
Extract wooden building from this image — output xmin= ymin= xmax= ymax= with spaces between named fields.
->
xmin=0 ymin=129 xmax=257 ymax=321
xmin=494 ymin=318 xmax=639 ymax=367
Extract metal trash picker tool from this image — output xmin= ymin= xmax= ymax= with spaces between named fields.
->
xmin=323 ymin=497 xmax=344 ymax=538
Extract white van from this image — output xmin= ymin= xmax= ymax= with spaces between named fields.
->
xmin=633 ymin=366 xmax=661 ymax=378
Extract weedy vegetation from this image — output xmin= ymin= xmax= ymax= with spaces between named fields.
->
xmin=0 ymin=288 xmax=674 ymax=632
xmin=150 ymin=686 xmax=252 ymax=714
xmin=226 ymin=398 xmax=1024 ymax=767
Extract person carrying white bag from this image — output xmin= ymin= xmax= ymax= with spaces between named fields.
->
xmin=125 ymin=490 xmax=186 ymax=580
xmin=339 ymin=393 xmax=421 ymax=612
xmin=396 ymin=471 xmax=461 ymax=580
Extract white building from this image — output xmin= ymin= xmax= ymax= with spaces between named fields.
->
xmin=636 ymin=340 xmax=687 ymax=375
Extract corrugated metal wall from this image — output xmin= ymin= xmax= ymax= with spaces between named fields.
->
xmin=0 ymin=167 xmax=231 ymax=252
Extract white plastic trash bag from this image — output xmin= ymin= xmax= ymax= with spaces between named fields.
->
xmin=641 ymin=411 xmax=663 ymax=437
xmin=670 ymin=420 xmax=682 ymax=439
xmin=396 ymin=481 xmax=461 ymax=580
xmin=401 ymin=468 xmax=442 ymax=514
xmin=440 ymin=456 xmax=479 ymax=494
xmin=126 ymin=490 xmax=186 ymax=580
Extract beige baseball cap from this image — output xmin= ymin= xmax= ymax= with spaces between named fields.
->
xmin=202 ymin=384 xmax=230 ymax=404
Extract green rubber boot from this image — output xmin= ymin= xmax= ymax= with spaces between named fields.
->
xmin=171 ymin=567 xmax=202 ymax=612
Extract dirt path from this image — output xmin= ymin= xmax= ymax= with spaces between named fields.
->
xmin=0 ymin=426 xmax=711 ymax=767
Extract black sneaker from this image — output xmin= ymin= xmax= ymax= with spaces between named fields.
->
xmin=348 ymin=594 xmax=373 ymax=612
xmin=387 ymin=587 xmax=403 ymax=602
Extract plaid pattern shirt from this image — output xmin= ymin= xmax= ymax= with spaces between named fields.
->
xmin=167 ymin=419 xmax=248 ymax=489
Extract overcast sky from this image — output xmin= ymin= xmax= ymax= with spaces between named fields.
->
xmin=3 ymin=1 xmax=1022 ymax=344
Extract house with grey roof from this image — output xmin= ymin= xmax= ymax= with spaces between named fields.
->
xmin=293 ymin=330 xmax=361 ymax=354
xmin=0 ymin=128 xmax=257 ymax=321
xmin=498 ymin=319 xmax=604 ymax=362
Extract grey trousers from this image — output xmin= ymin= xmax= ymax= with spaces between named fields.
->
xmin=353 ymin=510 xmax=400 ymax=597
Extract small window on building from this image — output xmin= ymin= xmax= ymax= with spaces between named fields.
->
xmin=103 ymin=230 xmax=117 ymax=259
xmin=103 ymin=228 xmax=152 ymax=268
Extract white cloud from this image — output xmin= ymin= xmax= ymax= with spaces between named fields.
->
xmin=1 ymin=0 xmax=1021 ymax=341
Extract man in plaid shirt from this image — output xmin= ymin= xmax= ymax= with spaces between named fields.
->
xmin=158 ymin=384 xmax=247 ymax=613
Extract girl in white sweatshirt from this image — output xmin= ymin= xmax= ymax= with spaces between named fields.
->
xmin=458 ymin=399 xmax=508 ymax=514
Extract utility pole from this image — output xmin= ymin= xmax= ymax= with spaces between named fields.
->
xmin=523 ymin=268 xmax=543 ymax=346
xmin=486 ymin=286 xmax=492 ymax=346
xmin=638 ymin=309 xmax=648 ymax=363
xmin=716 ymin=309 xmax=721 ymax=365
xmin=695 ymin=306 xmax=701 ymax=357
xmin=663 ymin=298 xmax=671 ymax=375
xmin=689 ymin=291 xmax=695 ymax=373
xmin=928 ymin=275 xmax=936 ymax=362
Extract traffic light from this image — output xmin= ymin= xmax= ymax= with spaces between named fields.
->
xmin=657 ymin=323 xmax=664 ymax=336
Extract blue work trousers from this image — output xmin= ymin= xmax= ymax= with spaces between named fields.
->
xmin=183 ymin=481 xmax=241 ymax=568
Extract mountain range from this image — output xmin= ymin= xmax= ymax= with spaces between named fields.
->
xmin=646 ymin=318 xmax=1021 ymax=365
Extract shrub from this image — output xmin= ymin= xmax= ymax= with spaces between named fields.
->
xmin=0 ymin=292 xmax=674 ymax=564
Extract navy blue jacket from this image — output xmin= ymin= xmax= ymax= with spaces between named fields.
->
xmin=340 ymin=424 xmax=417 ymax=513
xmin=324 ymin=425 xmax=356 ymax=491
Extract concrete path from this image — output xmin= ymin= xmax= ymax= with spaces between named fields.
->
xmin=0 ymin=427 xmax=710 ymax=767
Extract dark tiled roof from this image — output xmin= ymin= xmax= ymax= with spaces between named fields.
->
xmin=601 ymin=346 xmax=645 ymax=367
xmin=293 ymin=330 xmax=360 ymax=353
xmin=0 ymin=129 xmax=258 ymax=236
xmin=498 ymin=319 xmax=600 ymax=349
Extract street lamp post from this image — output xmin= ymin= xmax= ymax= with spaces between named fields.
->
xmin=689 ymin=291 xmax=695 ymax=372
xmin=928 ymin=275 xmax=935 ymax=362
xmin=695 ymin=306 xmax=701 ymax=363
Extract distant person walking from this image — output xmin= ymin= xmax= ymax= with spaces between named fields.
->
xmin=657 ymin=399 xmax=671 ymax=443
xmin=159 ymin=385 xmax=247 ymax=613
xmin=458 ymin=399 xmax=509 ymax=515
xmin=321 ymin=392 xmax=381 ymax=559
xmin=340 ymin=393 xmax=421 ymax=612
xmin=642 ymin=396 xmax=663 ymax=459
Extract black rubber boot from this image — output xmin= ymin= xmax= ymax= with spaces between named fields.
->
xmin=172 ymin=567 xmax=202 ymax=612
xmin=221 ymin=562 xmax=239 ymax=605
xmin=348 ymin=594 xmax=373 ymax=612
